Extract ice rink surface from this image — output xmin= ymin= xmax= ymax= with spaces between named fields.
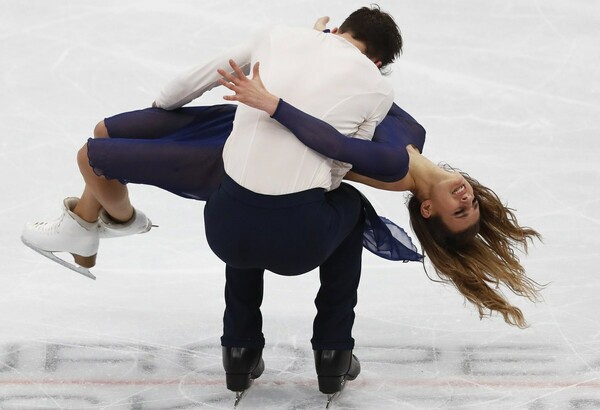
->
xmin=1 ymin=0 xmax=599 ymax=408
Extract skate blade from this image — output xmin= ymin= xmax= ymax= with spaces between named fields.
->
xmin=21 ymin=237 xmax=96 ymax=280
xmin=234 ymin=390 xmax=247 ymax=408
xmin=325 ymin=379 xmax=346 ymax=409
xmin=233 ymin=380 xmax=253 ymax=408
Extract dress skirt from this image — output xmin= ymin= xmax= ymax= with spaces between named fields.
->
xmin=89 ymin=104 xmax=236 ymax=200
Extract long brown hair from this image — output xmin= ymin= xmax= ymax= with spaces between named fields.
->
xmin=407 ymin=166 xmax=542 ymax=328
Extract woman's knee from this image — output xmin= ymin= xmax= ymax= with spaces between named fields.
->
xmin=93 ymin=120 xmax=109 ymax=138
xmin=77 ymin=143 xmax=92 ymax=175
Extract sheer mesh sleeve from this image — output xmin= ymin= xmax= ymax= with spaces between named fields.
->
xmin=271 ymin=100 xmax=426 ymax=182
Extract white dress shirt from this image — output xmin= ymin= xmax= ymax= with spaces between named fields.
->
xmin=155 ymin=26 xmax=394 ymax=195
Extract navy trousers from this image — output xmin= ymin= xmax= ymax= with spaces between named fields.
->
xmin=204 ymin=175 xmax=364 ymax=351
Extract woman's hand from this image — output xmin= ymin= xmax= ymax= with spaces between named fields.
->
xmin=217 ymin=59 xmax=279 ymax=116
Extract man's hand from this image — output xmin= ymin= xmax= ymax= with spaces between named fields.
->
xmin=313 ymin=16 xmax=338 ymax=33
xmin=218 ymin=59 xmax=279 ymax=116
xmin=313 ymin=16 xmax=330 ymax=31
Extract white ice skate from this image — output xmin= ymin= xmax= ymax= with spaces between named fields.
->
xmin=97 ymin=208 xmax=154 ymax=239
xmin=21 ymin=197 xmax=99 ymax=280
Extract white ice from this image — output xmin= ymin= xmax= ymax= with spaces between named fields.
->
xmin=1 ymin=0 xmax=599 ymax=408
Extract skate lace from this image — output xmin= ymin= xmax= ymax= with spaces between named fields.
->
xmin=32 ymin=213 xmax=65 ymax=235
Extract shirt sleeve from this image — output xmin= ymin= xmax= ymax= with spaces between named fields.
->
xmin=154 ymin=33 xmax=261 ymax=110
xmin=271 ymin=100 xmax=426 ymax=182
xmin=350 ymin=88 xmax=394 ymax=142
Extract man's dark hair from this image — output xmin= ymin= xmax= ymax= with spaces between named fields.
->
xmin=339 ymin=4 xmax=403 ymax=70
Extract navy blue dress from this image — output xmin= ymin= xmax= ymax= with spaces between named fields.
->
xmin=88 ymin=102 xmax=424 ymax=262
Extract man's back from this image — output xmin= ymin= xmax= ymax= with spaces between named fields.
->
xmin=223 ymin=26 xmax=394 ymax=195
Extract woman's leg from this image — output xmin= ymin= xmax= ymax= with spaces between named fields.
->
xmin=73 ymin=121 xmax=134 ymax=223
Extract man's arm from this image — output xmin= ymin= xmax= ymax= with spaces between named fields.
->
xmin=348 ymin=86 xmax=394 ymax=142
xmin=154 ymin=33 xmax=264 ymax=110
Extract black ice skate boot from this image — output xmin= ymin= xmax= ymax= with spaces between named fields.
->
xmin=314 ymin=350 xmax=361 ymax=394
xmin=222 ymin=347 xmax=265 ymax=392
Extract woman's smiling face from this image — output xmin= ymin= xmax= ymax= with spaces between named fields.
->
xmin=422 ymin=172 xmax=480 ymax=233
